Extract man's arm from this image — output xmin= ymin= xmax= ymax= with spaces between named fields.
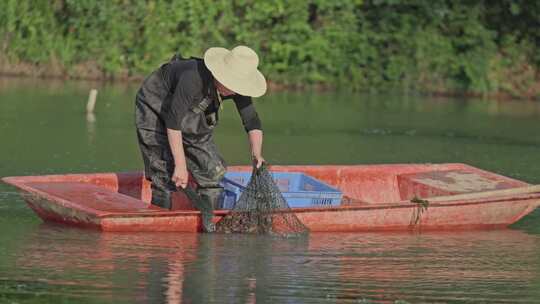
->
xmin=167 ymin=128 xmax=189 ymax=188
xmin=232 ymin=95 xmax=265 ymax=167
xmin=248 ymin=129 xmax=264 ymax=168
xmin=164 ymin=70 xmax=202 ymax=187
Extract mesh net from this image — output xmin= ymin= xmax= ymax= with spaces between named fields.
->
xmin=215 ymin=165 xmax=309 ymax=237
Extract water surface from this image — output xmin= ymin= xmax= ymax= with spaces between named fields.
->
xmin=1 ymin=77 xmax=540 ymax=303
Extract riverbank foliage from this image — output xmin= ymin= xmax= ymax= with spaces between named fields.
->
xmin=1 ymin=0 xmax=539 ymax=99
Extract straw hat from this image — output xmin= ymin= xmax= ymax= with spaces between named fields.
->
xmin=204 ymin=46 xmax=267 ymax=97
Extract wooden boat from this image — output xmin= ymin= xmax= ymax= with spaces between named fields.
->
xmin=2 ymin=163 xmax=540 ymax=232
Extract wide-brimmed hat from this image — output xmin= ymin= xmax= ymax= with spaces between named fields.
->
xmin=204 ymin=46 xmax=267 ymax=98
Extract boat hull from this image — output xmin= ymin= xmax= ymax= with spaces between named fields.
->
xmin=22 ymin=193 xmax=538 ymax=232
xmin=3 ymin=164 xmax=540 ymax=232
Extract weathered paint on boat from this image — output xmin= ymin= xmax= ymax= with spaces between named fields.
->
xmin=2 ymin=164 xmax=540 ymax=232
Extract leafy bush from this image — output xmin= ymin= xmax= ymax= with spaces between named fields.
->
xmin=0 ymin=0 xmax=538 ymax=98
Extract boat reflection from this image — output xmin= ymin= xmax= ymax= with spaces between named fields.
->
xmin=14 ymin=224 xmax=540 ymax=303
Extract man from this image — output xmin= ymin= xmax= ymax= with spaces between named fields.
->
xmin=135 ymin=45 xmax=266 ymax=231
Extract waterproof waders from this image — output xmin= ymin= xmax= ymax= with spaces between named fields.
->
xmin=135 ymin=64 xmax=225 ymax=233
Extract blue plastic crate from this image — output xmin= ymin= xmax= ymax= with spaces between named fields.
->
xmin=219 ymin=172 xmax=342 ymax=209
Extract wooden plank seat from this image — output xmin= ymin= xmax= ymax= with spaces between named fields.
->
xmin=27 ymin=182 xmax=163 ymax=214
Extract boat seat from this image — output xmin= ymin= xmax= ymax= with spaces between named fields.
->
xmin=27 ymin=182 xmax=163 ymax=214
xmin=397 ymin=169 xmax=523 ymax=200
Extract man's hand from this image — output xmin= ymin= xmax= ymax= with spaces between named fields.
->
xmin=167 ymin=128 xmax=189 ymax=188
xmin=253 ymin=154 xmax=265 ymax=169
xmin=248 ymin=129 xmax=264 ymax=168
xmin=171 ymin=165 xmax=189 ymax=188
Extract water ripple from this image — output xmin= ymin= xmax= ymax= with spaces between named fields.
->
xmin=1 ymin=216 xmax=540 ymax=303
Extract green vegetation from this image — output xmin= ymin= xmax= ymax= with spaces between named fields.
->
xmin=1 ymin=0 xmax=539 ymax=99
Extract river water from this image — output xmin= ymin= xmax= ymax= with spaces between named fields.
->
xmin=1 ymin=77 xmax=540 ymax=303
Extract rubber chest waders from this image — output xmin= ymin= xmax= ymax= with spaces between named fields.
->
xmin=134 ymin=59 xmax=225 ymax=232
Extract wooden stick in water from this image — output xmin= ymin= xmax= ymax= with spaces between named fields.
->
xmin=86 ymin=89 xmax=98 ymax=113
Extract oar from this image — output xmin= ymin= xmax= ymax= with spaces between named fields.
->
xmin=179 ymin=185 xmax=215 ymax=232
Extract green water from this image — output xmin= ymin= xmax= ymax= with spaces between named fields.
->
xmin=1 ymin=77 xmax=540 ymax=303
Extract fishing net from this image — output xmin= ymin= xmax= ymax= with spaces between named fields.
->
xmin=215 ymin=164 xmax=309 ymax=237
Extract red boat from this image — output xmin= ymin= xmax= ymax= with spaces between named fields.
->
xmin=2 ymin=163 xmax=540 ymax=232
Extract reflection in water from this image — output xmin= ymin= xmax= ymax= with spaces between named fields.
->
xmin=86 ymin=112 xmax=97 ymax=146
xmin=179 ymin=235 xmax=310 ymax=304
xmin=86 ymin=112 xmax=96 ymax=124
xmin=9 ymin=224 xmax=540 ymax=303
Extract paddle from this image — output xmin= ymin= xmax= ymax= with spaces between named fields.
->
xmin=178 ymin=185 xmax=216 ymax=232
